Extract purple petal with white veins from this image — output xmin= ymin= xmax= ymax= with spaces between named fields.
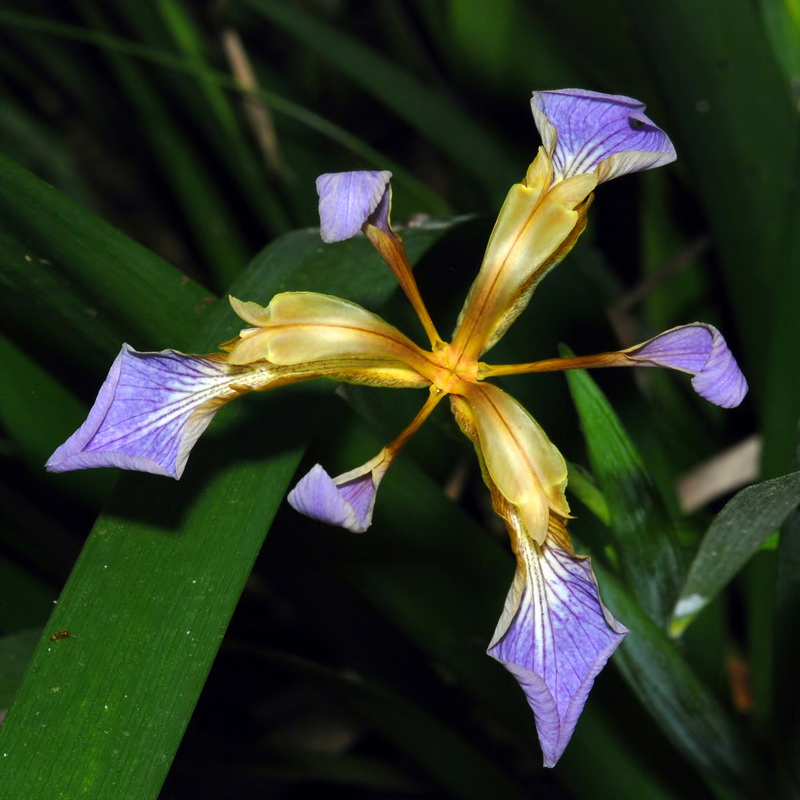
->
xmin=627 ymin=323 xmax=748 ymax=408
xmin=531 ymin=89 xmax=676 ymax=184
xmin=316 ymin=171 xmax=393 ymax=242
xmin=46 ymin=345 xmax=251 ymax=478
xmin=489 ymin=535 xmax=628 ymax=767
xmin=288 ymin=456 xmax=389 ymax=533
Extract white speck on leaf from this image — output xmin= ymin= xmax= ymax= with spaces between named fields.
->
xmin=674 ymin=594 xmax=706 ymax=618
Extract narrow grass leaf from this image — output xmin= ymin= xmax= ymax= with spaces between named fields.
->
xmin=243 ymin=0 xmax=519 ymax=199
xmin=596 ymin=562 xmax=763 ymax=795
xmin=563 ymin=350 xmax=684 ymax=626
xmin=774 ymin=507 xmax=800 ymax=796
xmin=0 ymin=9 xmax=449 ymax=218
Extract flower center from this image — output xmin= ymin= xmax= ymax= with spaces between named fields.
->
xmin=425 ymin=341 xmax=479 ymax=396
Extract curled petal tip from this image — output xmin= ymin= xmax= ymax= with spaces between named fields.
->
xmin=288 ymin=457 xmax=389 ymax=533
xmin=316 ymin=170 xmax=393 ymax=243
xmin=489 ymin=537 xmax=627 ymax=766
xmin=628 ymin=323 xmax=748 ymax=408
xmin=531 ymin=89 xmax=676 ymax=184
xmin=45 ymin=344 xmax=247 ymax=479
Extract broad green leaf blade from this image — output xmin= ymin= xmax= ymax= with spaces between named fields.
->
xmin=0 ymin=154 xmax=212 ymax=363
xmin=774 ymin=507 xmax=800 ymax=797
xmin=0 ymin=631 xmax=39 ymax=709
xmin=0 ymin=216 xmax=454 ymax=798
xmin=671 ymin=471 xmax=800 ymax=636
xmin=595 ymin=562 xmax=763 ymax=796
xmin=253 ymin=649 xmax=531 ymax=800
xmin=563 ymin=352 xmax=684 ymax=626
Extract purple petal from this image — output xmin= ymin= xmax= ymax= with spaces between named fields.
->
xmin=531 ymin=89 xmax=676 ymax=184
xmin=45 ymin=345 xmax=249 ymax=478
xmin=489 ymin=537 xmax=628 ymax=767
xmin=287 ymin=457 xmax=389 ymax=533
xmin=316 ymin=171 xmax=392 ymax=243
xmin=627 ymin=324 xmax=748 ymax=408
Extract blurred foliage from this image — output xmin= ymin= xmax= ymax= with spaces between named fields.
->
xmin=0 ymin=1 xmax=797 ymax=798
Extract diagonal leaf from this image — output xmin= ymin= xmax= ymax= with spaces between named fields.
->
xmin=0 ymin=153 xmax=212 ymax=365
xmin=596 ymin=562 xmax=763 ymax=796
xmin=671 ymin=470 xmax=800 ymax=636
xmin=563 ymin=349 xmax=684 ymax=627
xmin=0 ymin=208 xmax=454 ymax=798
xmin=774 ymin=506 xmax=800 ymax=797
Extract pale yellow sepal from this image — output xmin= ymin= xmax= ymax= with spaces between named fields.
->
xmin=226 ymin=293 xmax=427 ymax=370
xmin=452 ymin=383 xmax=569 ymax=545
xmin=453 ymin=155 xmax=597 ymax=359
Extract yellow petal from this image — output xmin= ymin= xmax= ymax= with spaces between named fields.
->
xmin=452 ymin=153 xmax=597 ymax=359
xmin=226 ymin=293 xmax=428 ymax=371
xmin=453 ymin=384 xmax=569 ymax=545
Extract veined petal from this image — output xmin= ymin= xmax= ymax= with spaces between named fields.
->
xmin=316 ymin=171 xmax=392 ymax=242
xmin=288 ymin=452 xmax=391 ymax=533
xmin=226 ymin=293 xmax=428 ymax=375
xmin=45 ymin=345 xmax=274 ymax=479
xmin=489 ymin=522 xmax=628 ymax=767
xmin=624 ymin=323 xmax=748 ymax=408
xmin=451 ymin=156 xmax=596 ymax=358
xmin=451 ymin=384 xmax=569 ymax=545
xmin=531 ymin=89 xmax=676 ymax=184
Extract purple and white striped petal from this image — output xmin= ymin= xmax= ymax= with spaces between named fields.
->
xmin=626 ymin=323 xmax=748 ymax=408
xmin=45 ymin=345 xmax=260 ymax=479
xmin=489 ymin=534 xmax=628 ymax=767
xmin=287 ymin=453 xmax=391 ymax=533
xmin=316 ymin=171 xmax=393 ymax=243
xmin=531 ymin=89 xmax=676 ymax=184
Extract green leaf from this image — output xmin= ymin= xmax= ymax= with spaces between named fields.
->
xmin=596 ymin=562 xmax=763 ymax=796
xmin=567 ymin=460 xmax=611 ymax=525
xmin=0 ymin=153 xmax=212 ymax=365
xmin=0 ymin=630 xmax=39 ymax=709
xmin=759 ymin=0 xmax=800 ymax=87
xmin=671 ymin=471 xmax=800 ymax=636
xmin=774 ymin=507 xmax=800 ymax=797
xmin=0 ymin=205 xmax=454 ymax=797
xmin=563 ymin=349 xmax=684 ymax=626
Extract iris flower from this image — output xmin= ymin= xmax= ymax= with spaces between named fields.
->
xmin=47 ymin=89 xmax=747 ymax=766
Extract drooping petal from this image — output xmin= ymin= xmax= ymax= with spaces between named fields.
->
xmin=531 ymin=89 xmax=676 ymax=185
xmin=489 ymin=523 xmax=628 ymax=767
xmin=624 ymin=323 xmax=748 ymax=408
xmin=45 ymin=345 xmax=273 ymax=479
xmin=454 ymin=384 xmax=570 ymax=545
xmin=316 ymin=171 xmax=392 ymax=242
xmin=287 ymin=452 xmax=392 ymax=533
